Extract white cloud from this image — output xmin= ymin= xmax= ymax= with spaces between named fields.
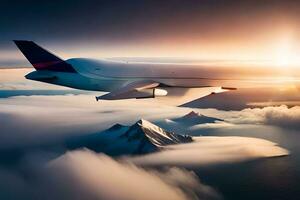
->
xmin=223 ymin=105 xmax=300 ymax=129
xmin=0 ymin=150 xmax=221 ymax=200
xmin=190 ymin=121 xmax=235 ymax=130
xmin=129 ymin=136 xmax=288 ymax=167
xmin=45 ymin=150 xmax=220 ymax=200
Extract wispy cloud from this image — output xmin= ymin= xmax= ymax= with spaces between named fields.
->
xmin=128 ymin=136 xmax=288 ymax=167
xmin=221 ymin=105 xmax=300 ymax=129
xmin=46 ymin=150 xmax=220 ymax=200
xmin=0 ymin=149 xmax=221 ymax=200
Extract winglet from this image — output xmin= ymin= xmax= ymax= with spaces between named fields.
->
xmin=221 ymin=87 xmax=237 ymax=90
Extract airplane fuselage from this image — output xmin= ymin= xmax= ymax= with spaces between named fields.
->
xmin=25 ymin=58 xmax=261 ymax=91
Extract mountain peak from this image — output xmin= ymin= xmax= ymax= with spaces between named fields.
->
xmin=137 ymin=118 xmax=151 ymax=126
xmin=183 ymin=111 xmax=201 ymax=118
xmin=120 ymin=119 xmax=193 ymax=152
xmin=137 ymin=119 xmax=161 ymax=130
xmin=67 ymin=119 xmax=193 ymax=156
xmin=106 ymin=123 xmax=126 ymax=132
xmin=172 ymin=111 xmax=223 ymax=126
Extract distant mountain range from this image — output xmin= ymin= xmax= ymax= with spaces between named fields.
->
xmin=68 ymin=112 xmax=222 ymax=156
xmin=66 ymin=119 xmax=193 ymax=156
xmin=172 ymin=111 xmax=223 ymax=126
xmin=160 ymin=111 xmax=224 ymax=134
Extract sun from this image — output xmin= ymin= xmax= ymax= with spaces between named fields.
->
xmin=273 ymin=43 xmax=299 ymax=67
xmin=272 ymin=32 xmax=300 ymax=67
xmin=276 ymin=50 xmax=294 ymax=66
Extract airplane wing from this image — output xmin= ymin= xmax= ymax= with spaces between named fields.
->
xmin=96 ymin=80 xmax=163 ymax=100
xmin=155 ymin=86 xmax=235 ymax=106
xmin=96 ymin=80 xmax=235 ymax=106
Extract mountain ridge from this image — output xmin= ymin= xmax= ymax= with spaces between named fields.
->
xmin=66 ymin=119 xmax=193 ymax=155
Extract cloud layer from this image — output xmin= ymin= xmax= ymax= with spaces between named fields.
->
xmin=129 ymin=136 xmax=288 ymax=167
xmin=46 ymin=150 xmax=220 ymax=200
xmin=0 ymin=150 xmax=221 ymax=200
xmin=222 ymin=105 xmax=300 ymax=129
xmin=0 ymin=91 xmax=293 ymax=200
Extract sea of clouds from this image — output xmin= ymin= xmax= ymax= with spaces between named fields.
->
xmin=0 ymin=94 xmax=293 ymax=200
xmin=1 ymin=68 xmax=298 ymax=200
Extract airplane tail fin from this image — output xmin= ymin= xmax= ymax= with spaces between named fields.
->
xmin=13 ymin=40 xmax=76 ymax=73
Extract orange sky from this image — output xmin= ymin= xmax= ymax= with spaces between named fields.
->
xmin=2 ymin=0 xmax=300 ymax=71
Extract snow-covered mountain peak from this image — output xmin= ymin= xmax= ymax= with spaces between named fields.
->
xmin=137 ymin=119 xmax=167 ymax=136
xmin=134 ymin=119 xmax=193 ymax=147
xmin=137 ymin=119 xmax=155 ymax=127
xmin=67 ymin=119 xmax=193 ymax=156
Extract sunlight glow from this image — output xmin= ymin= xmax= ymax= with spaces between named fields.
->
xmin=271 ymin=31 xmax=300 ymax=67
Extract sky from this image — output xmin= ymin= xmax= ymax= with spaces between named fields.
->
xmin=2 ymin=0 xmax=300 ymax=66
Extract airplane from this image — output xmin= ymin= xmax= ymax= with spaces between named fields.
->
xmin=14 ymin=40 xmax=239 ymax=106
